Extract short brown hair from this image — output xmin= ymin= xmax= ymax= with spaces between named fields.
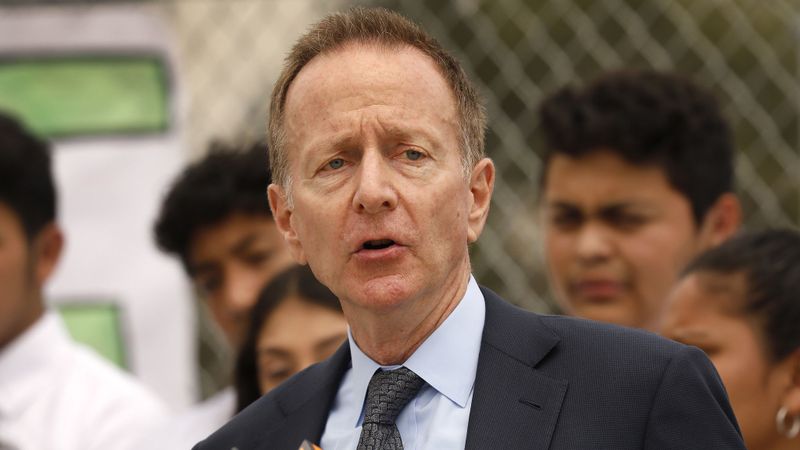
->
xmin=268 ymin=6 xmax=486 ymax=191
xmin=538 ymin=70 xmax=734 ymax=225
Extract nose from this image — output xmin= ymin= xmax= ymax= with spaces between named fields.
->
xmin=352 ymin=151 xmax=398 ymax=214
xmin=220 ymin=270 xmax=260 ymax=318
xmin=575 ymin=224 xmax=613 ymax=265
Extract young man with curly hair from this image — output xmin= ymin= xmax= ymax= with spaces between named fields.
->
xmin=150 ymin=143 xmax=294 ymax=447
xmin=538 ymin=70 xmax=742 ymax=331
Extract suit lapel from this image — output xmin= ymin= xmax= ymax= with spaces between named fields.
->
xmin=258 ymin=343 xmax=351 ymax=449
xmin=465 ymin=288 xmax=567 ymax=450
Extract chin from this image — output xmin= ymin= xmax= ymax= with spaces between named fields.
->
xmin=354 ymin=276 xmax=418 ymax=312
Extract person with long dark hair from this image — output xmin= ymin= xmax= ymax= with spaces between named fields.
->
xmin=661 ymin=229 xmax=800 ymax=450
xmin=235 ymin=265 xmax=347 ymax=412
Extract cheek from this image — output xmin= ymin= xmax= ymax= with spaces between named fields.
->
xmin=638 ymin=220 xmax=697 ymax=265
xmin=207 ymin=301 xmax=231 ymax=330
xmin=709 ymin=343 xmax=772 ymax=415
xmin=415 ymin=182 xmax=469 ymax=244
xmin=293 ymin=209 xmax=333 ymax=255
xmin=718 ymin=338 xmax=769 ymax=385
xmin=0 ymin=263 xmax=24 ymax=317
xmin=620 ymin=230 xmax=693 ymax=291
xmin=543 ymin=232 xmax=572 ymax=271
xmin=258 ymin=255 xmax=295 ymax=283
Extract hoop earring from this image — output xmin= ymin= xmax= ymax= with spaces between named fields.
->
xmin=776 ymin=406 xmax=800 ymax=439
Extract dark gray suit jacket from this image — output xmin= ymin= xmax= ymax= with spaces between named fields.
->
xmin=196 ymin=287 xmax=745 ymax=449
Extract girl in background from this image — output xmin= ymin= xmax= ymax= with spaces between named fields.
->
xmin=661 ymin=229 xmax=800 ymax=450
xmin=235 ymin=265 xmax=347 ymax=411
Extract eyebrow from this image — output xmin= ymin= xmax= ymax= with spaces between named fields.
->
xmin=188 ymin=232 xmax=263 ymax=276
xmin=231 ymin=232 xmax=261 ymax=255
xmin=381 ymin=122 xmax=438 ymax=148
xmin=546 ymin=200 xmax=654 ymax=213
xmin=257 ymin=332 xmax=346 ymax=358
xmin=307 ymin=121 xmax=440 ymax=155
xmin=258 ymin=348 xmax=293 ymax=359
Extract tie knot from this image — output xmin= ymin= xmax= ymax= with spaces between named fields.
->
xmin=363 ymin=367 xmax=425 ymax=425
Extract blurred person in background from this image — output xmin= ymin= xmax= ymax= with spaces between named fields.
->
xmin=0 ymin=112 xmax=167 ymax=449
xmin=537 ymin=70 xmax=742 ymax=331
xmin=234 ymin=264 xmax=347 ymax=412
xmin=660 ymin=228 xmax=800 ymax=450
xmin=148 ymin=142 xmax=294 ymax=448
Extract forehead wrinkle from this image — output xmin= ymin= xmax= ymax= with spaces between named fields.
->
xmin=364 ymin=110 xmax=441 ymax=151
xmin=305 ymin=105 xmax=445 ymax=155
xmin=289 ymin=44 xmax=457 ymax=124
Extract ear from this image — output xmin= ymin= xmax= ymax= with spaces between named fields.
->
xmin=466 ymin=158 xmax=495 ymax=243
xmin=267 ymin=184 xmax=307 ymax=265
xmin=697 ymin=193 xmax=742 ymax=250
xmin=782 ymin=349 xmax=800 ymax=417
xmin=32 ymin=223 xmax=64 ymax=286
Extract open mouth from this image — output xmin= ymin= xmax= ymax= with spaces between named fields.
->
xmin=362 ymin=239 xmax=396 ymax=250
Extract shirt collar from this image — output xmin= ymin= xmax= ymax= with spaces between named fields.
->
xmin=346 ymin=275 xmax=485 ymax=423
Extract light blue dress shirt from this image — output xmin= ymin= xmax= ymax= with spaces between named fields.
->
xmin=320 ymin=276 xmax=486 ymax=450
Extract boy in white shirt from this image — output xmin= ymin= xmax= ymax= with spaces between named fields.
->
xmin=0 ymin=112 xmax=167 ymax=450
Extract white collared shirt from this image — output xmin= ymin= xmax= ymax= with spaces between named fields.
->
xmin=320 ymin=276 xmax=486 ymax=449
xmin=0 ymin=311 xmax=168 ymax=450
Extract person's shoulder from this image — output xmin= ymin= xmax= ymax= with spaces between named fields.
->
xmin=533 ymin=312 xmax=716 ymax=396
xmin=55 ymin=339 xmax=170 ymax=449
xmin=481 ymin=286 xmax=697 ymax=378
xmin=540 ymin=313 xmax=686 ymax=358
xmin=68 ymin=342 xmax=168 ymax=413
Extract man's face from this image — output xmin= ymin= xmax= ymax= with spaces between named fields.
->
xmin=0 ymin=203 xmax=43 ymax=349
xmin=541 ymin=149 xmax=702 ymax=330
xmin=660 ymin=273 xmax=788 ymax=450
xmin=188 ymin=213 xmax=294 ymax=348
xmin=270 ymin=43 xmax=493 ymax=315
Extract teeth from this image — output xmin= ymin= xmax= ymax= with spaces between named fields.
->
xmin=363 ymin=239 xmax=394 ymax=250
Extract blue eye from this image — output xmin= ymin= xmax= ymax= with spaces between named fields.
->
xmin=327 ymin=158 xmax=345 ymax=170
xmin=405 ymin=149 xmax=423 ymax=161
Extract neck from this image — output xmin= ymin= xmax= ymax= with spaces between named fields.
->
xmin=0 ymin=295 xmax=44 ymax=351
xmin=348 ymin=267 xmax=471 ymax=366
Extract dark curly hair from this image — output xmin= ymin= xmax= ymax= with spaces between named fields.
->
xmin=154 ymin=142 xmax=272 ymax=272
xmin=0 ymin=112 xmax=56 ymax=242
xmin=538 ymin=70 xmax=734 ymax=224
xmin=234 ymin=264 xmax=342 ymax=412
xmin=682 ymin=228 xmax=800 ymax=362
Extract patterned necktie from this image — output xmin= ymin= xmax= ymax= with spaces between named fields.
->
xmin=356 ymin=366 xmax=426 ymax=450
